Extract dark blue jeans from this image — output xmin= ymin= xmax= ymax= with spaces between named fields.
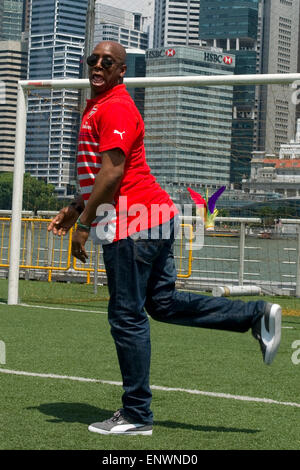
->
xmin=102 ymin=217 xmax=265 ymax=424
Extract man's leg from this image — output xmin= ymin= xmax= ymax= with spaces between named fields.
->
xmin=146 ymin=237 xmax=264 ymax=332
xmin=145 ymin=218 xmax=281 ymax=365
xmin=101 ymin=236 xmax=165 ymax=425
xmin=145 ymin=240 xmax=281 ymax=366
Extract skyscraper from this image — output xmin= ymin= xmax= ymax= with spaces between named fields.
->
xmin=22 ymin=0 xmax=31 ymax=37
xmin=0 ymin=40 xmax=27 ymax=171
xmin=94 ymin=3 xmax=148 ymax=50
xmin=25 ymin=0 xmax=88 ymax=197
xmin=125 ymin=49 xmax=146 ymax=118
xmin=199 ymin=0 xmax=260 ymax=186
xmin=153 ymin=0 xmax=201 ymax=48
xmin=92 ymin=3 xmax=148 ymax=116
xmin=0 ymin=0 xmax=24 ymax=41
xmin=0 ymin=0 xmax=28 ymax=172
xmin=257 ymin=0 xmax=300 ymax=155
xmin=144 ymin=46 xmax=235 ymax=202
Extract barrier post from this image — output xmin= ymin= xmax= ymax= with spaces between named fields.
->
xmin=25 ymin=221 xmax=32 ymax=281
xmin=239 ymin=222 xmax=246 ymax=286
xmin=296 ymin=226 xmax=300 ymax=298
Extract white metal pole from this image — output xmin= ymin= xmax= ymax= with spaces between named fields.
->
xmin=296 ymin=226 xmax=300 ymax=298
xmin=93 ymin=245 xmax=99 ymax=295
xmin=8 ymin=84 xmax=27 ymax=305
xmin=239 ymin=222 xmax=246 ymax=286
xmin=20 ymin=73 xmax=300 ymax=90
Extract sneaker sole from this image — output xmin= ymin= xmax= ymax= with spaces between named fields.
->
xmin=88 ymin=425 xmax=153 ymax=436
xmin=264 ymin=304 xmax=282 ymax=365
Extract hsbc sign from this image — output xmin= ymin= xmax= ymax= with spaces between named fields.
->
xmin=223 ymin=56 xmax=233 ymax=65
xmin=145 ymin=49 xmax=234 ymax=66
xmin=146 ymin=48 xmax=176 ymax=59
xmin=166 ymin=48 xmax=176 ymax=57
xmin=203 ymin=52 xmax=234 ymax=66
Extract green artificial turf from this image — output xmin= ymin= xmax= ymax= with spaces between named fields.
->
xmin=0 ymin=286 xmax=300 ymax=450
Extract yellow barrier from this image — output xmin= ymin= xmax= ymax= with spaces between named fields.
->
xmin=0 ymin=218 xmax=193 ymax=282
xmin=178 ymin=224 xmax=193 ymax=278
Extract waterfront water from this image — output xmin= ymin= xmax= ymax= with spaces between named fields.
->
xmin=185 ymin=234 xmax=298 ymax=290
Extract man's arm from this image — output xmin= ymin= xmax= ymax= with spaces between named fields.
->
xmin=79 ymin=148 xmax=125 ymax=226
xmin=70 ymin=148 xmax=125 ymax=263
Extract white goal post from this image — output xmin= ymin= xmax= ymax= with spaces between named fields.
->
xmin=8 ymin=72 xmax=300 ymax=305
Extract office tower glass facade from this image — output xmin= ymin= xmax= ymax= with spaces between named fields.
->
xmin=125 ymin=50 xmax=146 ymax=118
xmin=154 ymin=0 xmax=201 ymax=48
xmin=0 ymin=40 xmax=27 ymax=171
xmin=94 ymin=3 xmax=148 ymax=50
xmin=0 ymin=0 xmax=24 ymax=40
xmin=92 ymin=3 xmax=148 ymax=121
xmin=144 ymin=46 xmax=235 ymax=203
xmin=258 ymin=0 xmax=300 ymax=155
xmin=199 ymin=0 xmax=259 ymax=186
xmin=25 ymin=0 xmax=88 ymax=197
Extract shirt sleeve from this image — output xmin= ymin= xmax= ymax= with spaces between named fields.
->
xmin=98 ymin=101 xmax=140 ymax=158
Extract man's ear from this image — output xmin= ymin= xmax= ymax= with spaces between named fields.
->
xmin=120 ymin=64 xmax=127 ymax=78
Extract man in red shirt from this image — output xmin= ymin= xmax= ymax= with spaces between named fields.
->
xmin=48 ymin=41 xmax=281 ymax=436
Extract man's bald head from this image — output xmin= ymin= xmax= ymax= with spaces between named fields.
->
xmin=93 ymin=41 xmax=127 ymax=65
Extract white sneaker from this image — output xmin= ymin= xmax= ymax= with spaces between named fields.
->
xmin=252 ymin=303 xmax=282 ymax=365
xmin=88 ymin=410 xmax=153 ymax=436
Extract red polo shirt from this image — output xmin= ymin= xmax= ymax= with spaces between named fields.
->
xmin=77 ymin=84 xmax=177 ymax=243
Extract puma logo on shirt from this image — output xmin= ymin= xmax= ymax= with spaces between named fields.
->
xmin=114 ymin=130 xmax=126 ymax=140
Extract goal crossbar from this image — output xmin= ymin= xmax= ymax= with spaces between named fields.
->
xmin=20 ymin=72 xmax=300 ymax=89
xmin=8 ymin=73 xmax=300 ymax=304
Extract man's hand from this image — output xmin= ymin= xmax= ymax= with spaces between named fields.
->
xmin=48 ymin=206 xmax=79 ymax=236
xmin=72 ymin=229 xmax=89 ymax=263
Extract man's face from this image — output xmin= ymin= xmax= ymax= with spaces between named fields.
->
xmin=88 ymin=42 xmax=127 ymax=97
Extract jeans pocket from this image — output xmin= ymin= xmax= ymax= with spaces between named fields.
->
xmin=133 ymin=239 xmax=163 ymax=265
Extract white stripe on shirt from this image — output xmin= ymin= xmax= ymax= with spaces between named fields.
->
xmin=78 ymin=173 xmax=96 ymax=181
xmin=77 ymin=162 xmax=102 ymax=169
xmin=78 ymin=141 xmax=99 ymax=146
xmin=77 ymin=151 xmax=101 ymax=157
xmin=80 ymin=185 xmax=94 ymax=194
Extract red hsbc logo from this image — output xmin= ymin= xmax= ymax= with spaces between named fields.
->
xmin=166 ymin=49 xmax=176 ymax=57
xmin=223 ymin=56 xmax=233 ymax=65
xmin=204 ymin=52 xmax=234 ymax=66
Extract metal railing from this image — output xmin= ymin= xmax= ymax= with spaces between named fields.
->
xmin=1 ymin=213 xmax=300 ymax=296
xmin=0 ymin=215 xmax=193 ymax=284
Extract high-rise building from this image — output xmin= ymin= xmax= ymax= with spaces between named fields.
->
xmin=92 ymin=3 xmax=148 ymax=118
xmin=25 ymin=0 xmax=88 ymax=197
xmin=125 ymin=49 xmax=146 ymax=118
xmin=22 ymin=0 xmax=31 ymax=37
xmin=0 ymin=40 xmax=27 ymax=171
xmin=199 ymin=0 xmax=260 ymax=186
xmin=153 ymin=0 xmax=201 ymax=48
xmin=144 ymin=46 xmax=235 ymax=203
xmin=257 ymin=0 xmax=300 ymax=155
xmin=93 ymin=2 xmax=149 ymax=50
xmin=0 ymin=0 xmax=24 ymax=41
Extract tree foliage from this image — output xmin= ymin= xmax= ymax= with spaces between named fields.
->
xmin=0 ymin=172 xmax=66 ymax=212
